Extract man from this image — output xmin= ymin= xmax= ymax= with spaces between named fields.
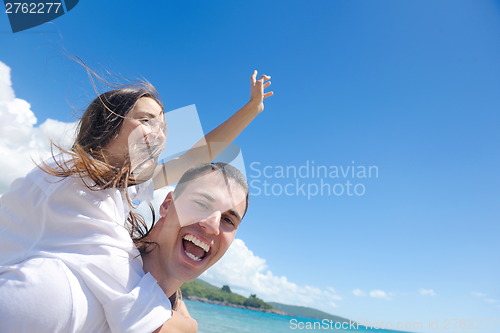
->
xmin=136 ymin=162 xmax=249 ymax=332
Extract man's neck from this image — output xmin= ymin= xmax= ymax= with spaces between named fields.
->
xmin=142 ymin=253 xmax=183 ymax=298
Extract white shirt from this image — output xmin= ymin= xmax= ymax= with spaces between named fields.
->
xmin=0 ymin=158 xmax=171 ymax=333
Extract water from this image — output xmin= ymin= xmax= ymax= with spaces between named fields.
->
xmin=185 ymin=300 xmax=410 ymax=333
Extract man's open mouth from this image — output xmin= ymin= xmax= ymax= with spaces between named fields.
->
xmin=182 ymin=234 xmax=210 ymax=262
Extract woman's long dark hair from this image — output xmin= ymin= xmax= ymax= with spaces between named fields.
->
xmin=39 ymin=62 xmax=164 ymax=255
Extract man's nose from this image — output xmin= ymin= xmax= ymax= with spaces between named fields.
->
xmin=199 ymin=211 xmax=221 ymax=236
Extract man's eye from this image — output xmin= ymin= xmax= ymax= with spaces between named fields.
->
xmin=139 ymin=118 xmax=150 ymax=123
xmin=223 ymin=217 xmax=235 ymax=226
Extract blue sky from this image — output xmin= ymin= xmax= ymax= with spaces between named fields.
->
xmin=1 ymin=1 xmax=499 ymax=332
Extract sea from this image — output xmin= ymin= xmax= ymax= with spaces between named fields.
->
xmin=185 ymin=300 xmax=412 ymax=333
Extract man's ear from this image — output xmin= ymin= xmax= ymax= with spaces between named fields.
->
xmin=159 ymin=191 xmax=174 ymax=217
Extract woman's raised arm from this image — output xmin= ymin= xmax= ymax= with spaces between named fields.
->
xmin=152 ymin=70 xmax=273 ymax=189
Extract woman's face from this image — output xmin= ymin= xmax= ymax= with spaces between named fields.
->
xmin=103 ymin=97 xmax=166 ymax=180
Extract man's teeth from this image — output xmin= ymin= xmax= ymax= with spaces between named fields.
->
xmin=183 ymin=234 xmax=210 ymax=252
xmin=185 ymin=251 xmax=202 ymax=262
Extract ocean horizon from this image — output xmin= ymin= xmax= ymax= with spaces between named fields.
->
xmin=185 ymin=300 xmax=415 ymax=333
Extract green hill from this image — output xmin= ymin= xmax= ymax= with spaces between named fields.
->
xmin=184 ymin=278 xmax=220 ymax=290
xmin=181 ymin=279 xmax=354 ymax=323
xmin=181 ymin=279 xmax=273 ymax=310
xmin=267 ymin=302 xmax=351 ymax=323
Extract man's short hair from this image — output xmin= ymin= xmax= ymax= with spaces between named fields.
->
xmin=173 ymin=162 xmax=249 ymax=217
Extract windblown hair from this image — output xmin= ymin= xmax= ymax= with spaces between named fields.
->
xmin=133 ymin=162 xmax=249 ymax=309
xmin=40 ymin=81 xmax=164 ymax=248
xmin=43 ymin=84 xmax=163 ymax=186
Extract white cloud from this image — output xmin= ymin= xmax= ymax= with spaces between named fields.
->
xmin=201 ymin=238 xmax=342 ymax=311
xmin=470 ymin=292 xmax=500 ymax=307
xmin=326 ymin=286 xmax=336 ymax=294
xmin=0 ymin=61 xmax=77 ymax=194
xmin=418 ymin=288 xmax=436 ymax=296
xmin=369 ymin=289 xmax=391 ymax=300
xmin=353 ymin=289 xmax=366 ymax=297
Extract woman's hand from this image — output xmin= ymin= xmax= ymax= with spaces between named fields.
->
xmin=175 ymin=300 xmax=193 ymax=318
xmin=155 ymin=302 xmax=198 ymax=333
xmin=249 ymin=70 xmax=273 ymax=113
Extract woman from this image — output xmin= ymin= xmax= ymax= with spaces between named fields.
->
xmin=0 ymin=70 xmax=272 ymax=332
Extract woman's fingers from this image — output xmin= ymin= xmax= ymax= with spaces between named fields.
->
xmin=250 ymin=70 xmax=273 ymax=106
xmin=251 ymin=70 xmax=271 ymax=83
xmin=251 ymin=70 xmax=258 ymax=83
xmin=258 ymin=74 xmax=271 ymax=82
xmin=263 ymin=91 xmax=274 ymax=99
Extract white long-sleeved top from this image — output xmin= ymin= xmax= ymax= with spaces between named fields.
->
xmin=0 ymin=158 xmax=171 ymax=333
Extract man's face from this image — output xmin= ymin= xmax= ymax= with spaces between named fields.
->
xmin=151 ymin=170 xmax=247 ymax=282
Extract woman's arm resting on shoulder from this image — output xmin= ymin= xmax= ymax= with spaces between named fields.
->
xmin=152 ymin=70 xmax=274 ymax=189
xmin=154 ymin=307 xmax=198 ymax=333
xmin=174 ymin=300 xmax=193 ymax=319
